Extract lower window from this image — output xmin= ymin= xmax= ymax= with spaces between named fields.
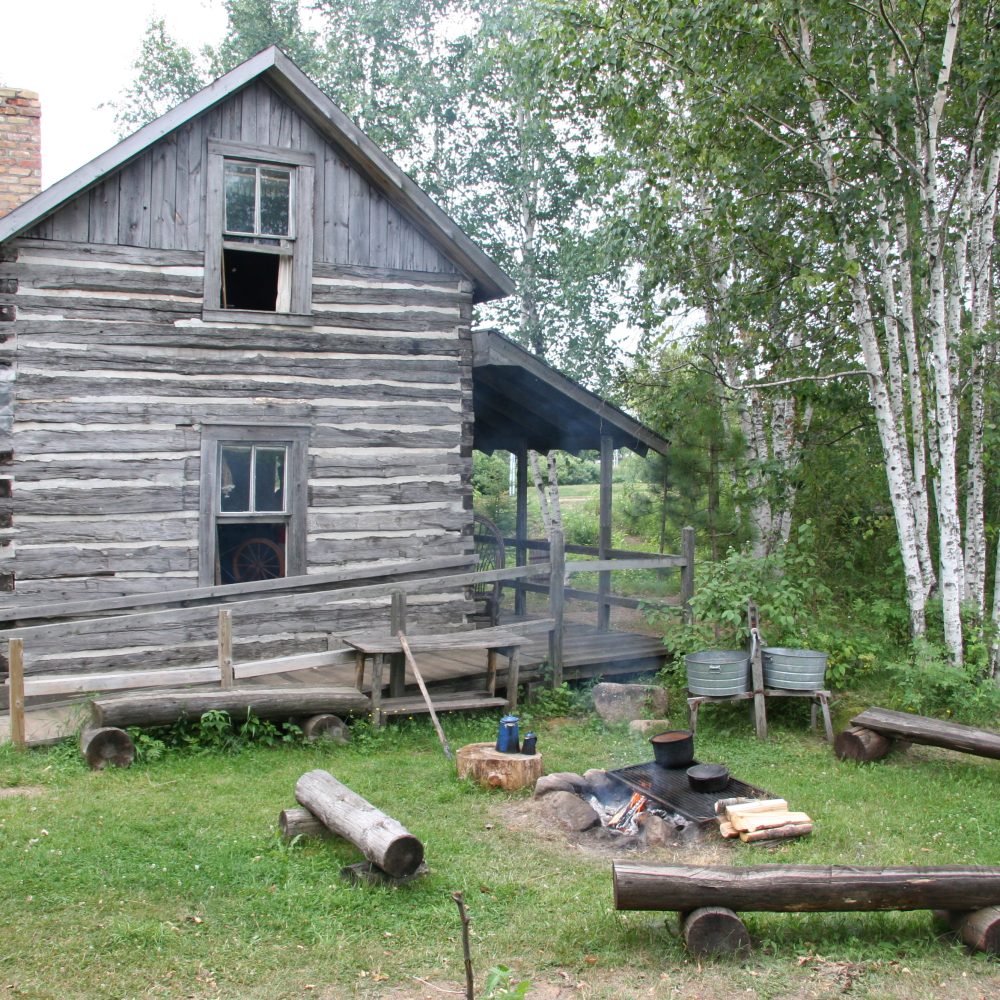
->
xmin=199 ymin=426 xmax=308 ymax=586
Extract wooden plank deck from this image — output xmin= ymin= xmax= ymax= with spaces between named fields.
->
xmin=1 ymin=619 xmax=667 ymax=745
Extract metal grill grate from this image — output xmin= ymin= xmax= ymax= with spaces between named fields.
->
xmin=607 ymin=761 xmax=770 ymax=826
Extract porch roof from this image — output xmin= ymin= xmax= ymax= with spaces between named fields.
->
xmin=471 ymin=329 xmax=669 ymax=457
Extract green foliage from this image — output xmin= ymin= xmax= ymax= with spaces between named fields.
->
xmin=653 ymin=524 xmax=831 ymax=659
xmin=129 ymin=709 xmax=304 ymax=758
xmin=483 ymin=965 xmax=531 ymax=998
xmin=526 ymin=679 xmax=586 ymax=718
xmin=881 ymin=640 xmax=1000 ymax=726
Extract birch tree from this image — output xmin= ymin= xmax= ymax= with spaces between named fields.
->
xmin=560 ymin=0 xmax=1000 ymax=664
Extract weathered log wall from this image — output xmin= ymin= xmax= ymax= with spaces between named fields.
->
xmin=23 ymin=79 xmax=458 ymax=275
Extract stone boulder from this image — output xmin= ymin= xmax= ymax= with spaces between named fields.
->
xmin=592 ymin=682 xmax=669 ymax=725
xmin=541 ymin=790 xmax=602 ymax=832
xmin=533 ymin=772 xmax=586 ymax=798
xmin=629 ymin=719 xmax=674 ymax=737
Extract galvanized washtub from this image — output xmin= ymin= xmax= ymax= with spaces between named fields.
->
xmin=684 ymin=650 xmax=750 ymax=696
xmin=762 ymin=647 xmax=828 ymax=690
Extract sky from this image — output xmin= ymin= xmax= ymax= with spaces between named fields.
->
xmin=1 ymin=0 xmax=229 ymax=187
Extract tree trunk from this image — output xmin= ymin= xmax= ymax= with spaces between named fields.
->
xmin=834 ymin=725 xmax=893 ymax=763
xmin=294 ymin=769 xmax=424 ymax=878
xmin=951 ymin=907 xmax=1000 ymax=955
xmin=279 ymin=806 xmax=331 ymax=840
xmin=456 ymin=741 xmax=543 ymax=791
xmin=681 ymin=906 xmax=750 ymax=956
xmin=80 ymin=727 xmax=135 ymax=770
xmin=613 ymin=862 xmax=1000 ymax=913
xmin=91 ymin=686 xmax=369 ymax=729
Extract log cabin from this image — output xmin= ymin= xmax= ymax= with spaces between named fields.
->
xmin=0 ymin=48 xmax=673 ymax=695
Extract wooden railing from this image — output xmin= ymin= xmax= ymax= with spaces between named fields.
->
xmin=1 ymin=556 xmax=550 ymax=747
xmin=503 ymin=525 xmax=694 ymax=685
xmin=3 ymin=527 xmax=695 ymax=744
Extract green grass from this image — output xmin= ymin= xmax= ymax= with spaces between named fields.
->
xmin=2 ymin=709 xmax=999 ymax=999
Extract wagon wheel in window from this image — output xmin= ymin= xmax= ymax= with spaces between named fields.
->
xmin=232 ymin=537 xmax=285 ymax=582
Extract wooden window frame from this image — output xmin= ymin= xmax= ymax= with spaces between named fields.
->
xmin=203 ymin=140 xmax=315 ymax=326
xmin=199 ymin=423 xmax=310 ymax=586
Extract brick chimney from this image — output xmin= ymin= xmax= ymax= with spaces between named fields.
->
xmin=0 ymin=88 xmax=42 ymax=219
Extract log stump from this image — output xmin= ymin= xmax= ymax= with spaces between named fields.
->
xmin=951 ymin=907 xmax=1000 ymax=955
xmin=80 ymin=727 xmax=135 ymax=770
xmin=834 ymin=726 xmax=893 ymax=762
xmin=456 ymin=742 xmax=543 ymax=791
xmin=302 ymin=714 xmax=350 ymax=744
xmin=278 ymin=806 xmax=331 ymax=840
xmin=295 ymin=769 xmax=424 ymax=878
xmin=681 ymin=907 xmax=751 ymax=957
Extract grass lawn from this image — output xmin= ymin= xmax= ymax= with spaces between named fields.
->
xmin=2 ymin=707 xmax=999 ymax=999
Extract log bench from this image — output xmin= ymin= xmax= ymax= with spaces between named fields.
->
xmin=612 ymin=862 xmax=1000 ymax=957
xmin=835 ymin=707 xmax=1000 ymax=763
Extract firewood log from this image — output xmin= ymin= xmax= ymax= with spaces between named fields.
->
xmin=739 ymin=822 xmax=813 ymax=843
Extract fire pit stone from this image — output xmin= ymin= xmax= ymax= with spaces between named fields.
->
xmin=533 ymin=772 xmax=587 ymax=798
xmin=541 ymin=790 xmax=602 ymax=832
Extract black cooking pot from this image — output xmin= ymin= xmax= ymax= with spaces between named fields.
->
xmin=650 ymin=730 xmax=695 ymax=768
xmin=686 ymin=763 xmax=730 ymax=792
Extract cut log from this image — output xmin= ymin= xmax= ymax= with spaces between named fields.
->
xmin=80 ymin=727 xmax=135 ymax=770
xmin=849 ymin=707 xmax=1000 ymax=760
xmin=612 ymin=863 xmax=1000 ymax=913
xmin=724 ymin=798 xmax=788 ymax=818
xmin=279 ymin=806 xmax=331 ymax=840
xmin=834 ymin=725 xmax=893 ymax=762
xmin=728 ymin=811 xmax=811 ymax=834
xmin=455 ymin=742 xmax=544 ymax=791
xmin=681 ymin=906 xmax=751 ymax=957
xmin=302 ymin=714 xmax=350 ymax=744
xmin=714 ymin=796 xmax=755 ymax=815
xmin=91 ymin=686 xmax=370 ymax=729
xmin=718 ymin=821 xmax=739 ymax=839
xmin=739 ymin=822 xmax=813 ymax=843
xmin=294 ymin=769 xmax=424 ymax=878
xmin=952 ymin=907 xmax=1000 ymax=955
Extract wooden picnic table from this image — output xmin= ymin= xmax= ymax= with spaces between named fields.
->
xmin=343 ymin=625 xmax=529 ymax=725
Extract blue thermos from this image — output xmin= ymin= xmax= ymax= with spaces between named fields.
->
xmin=496 ymin=715 xmax=520 ymax=753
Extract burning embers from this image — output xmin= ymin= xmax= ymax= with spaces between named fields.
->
xmin=533 ymin=768 xmax=697 ymax=849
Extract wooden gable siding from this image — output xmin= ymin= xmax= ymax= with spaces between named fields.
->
xmin=25 ymin=80 xmax=460 ymax=276
xmin=0 ymin=237 xmax=475 ymax=673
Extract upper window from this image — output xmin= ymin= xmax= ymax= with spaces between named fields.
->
xmin=203 ymin=140 xmax=315 ymax=326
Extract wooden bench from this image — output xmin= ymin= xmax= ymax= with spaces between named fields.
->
xmin=343 ymin=624 xmax=531 ymax=725
xmin=613 ymin=862 xmax=1000 ymax=957
xmin=835 ymin=707 xmax=1000 ymax=763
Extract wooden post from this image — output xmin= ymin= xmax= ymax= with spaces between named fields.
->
xmin=218 ymin=609 xmax=233 ymax=689
xmin=680 ymin=526 xmax=695 ymax=624
xmin=548 ymin=526 xmax=565 ymax=687
xmin=515 ymin=448 xmax=528 ymax=617
xmin=8 ymin=638 xmax=25 ymax=748
xmin=371 ymin=653 xmax=385 ymax=726
xmin=398 ymin=633 xmax=452 ymax=760
xmin=749 ymin=603 xmax=767 ymax=741
xmin=597 ymin=434 xmax=613 ymax=632
xmin=506 ymin=646 xmax=520 ymax=712
xmin=389 ymin=588 xmax=407 ymax=698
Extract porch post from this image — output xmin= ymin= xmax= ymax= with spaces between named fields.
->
xmin=680 ymin=526 xmax=695 ymax=624
xmin=514 ymin=447 xmax=528 ymax=617
xmin=597 ymin=433 xmax=614 ymax=632
xmin=549 ymin=525 xmax=565 ymax=686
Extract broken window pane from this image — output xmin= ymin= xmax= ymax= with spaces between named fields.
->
xmin=254 ymin=447 xmax=287 ymax=512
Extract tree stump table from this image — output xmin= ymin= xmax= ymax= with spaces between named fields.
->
xmin=456 ymin=742 xmax=543 ymax=791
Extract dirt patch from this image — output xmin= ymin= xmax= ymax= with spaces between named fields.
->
xmin=0 ymin=785 xmax=45 ymax=799
xmin=498 ymin=794 xmax=732 ymax=864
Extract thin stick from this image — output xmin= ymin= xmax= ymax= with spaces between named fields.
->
xmin=398 ymin=632 xmax=452 ymax=760
xmin=452 ymin=891 xmax=474 ymax=1000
